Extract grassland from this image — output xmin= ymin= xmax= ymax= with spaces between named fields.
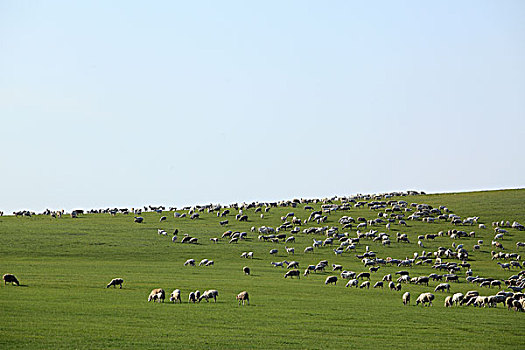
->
xmin=1 ymin=189 xmax=524 ymax=349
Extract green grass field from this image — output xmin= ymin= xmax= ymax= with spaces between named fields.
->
xmin=1 ymin=189 xmax=524 ymax=349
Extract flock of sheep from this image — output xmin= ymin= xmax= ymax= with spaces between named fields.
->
xmin=4 ymin=190 xmax=525 ymax=313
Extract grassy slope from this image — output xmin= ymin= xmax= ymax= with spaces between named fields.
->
xmin=0 ymin=189 xmax=524 ymax=349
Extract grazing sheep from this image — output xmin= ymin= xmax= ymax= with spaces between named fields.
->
xmin=106 ymin=278 xmax=123 ymax=289
xmin=237 ymin=291 xmax=249 ymax=305
xmin=205 ymin=260 xmax=214 ymax=266
xmin=359 ymin=281 xmax=370 ymax=289
xmin=356 ymin=272 xmax=371 ymax=280
xmin=210 ymin=238 xmax=219 ymax=243
xmin=199 ymin=289 xmax=219 ymax=302
xmin=346 ymin=279 xmax=358 ymax=288
xmin=3 ymin=274 xmax=19 ymax=286
xmin=269 ymin=249 xmax=278 ymax=255
xmin=389 ymin=281 xmax=396 ymax=290
xmin=148 ymin=288 xmax=165 ymax=303
xmin=373 ymin=281 xmax=383 ymax=288
xmin=134 ymin=216 xmax=144 ymax=223
xmin=284 ymin=270 xmax=300 ymax=279
xmin=416 ymin=292 xmax=435 ymax=306
xmin=184 ymin=259 xmax=195 ymax=266
xmin=304 ymin=246 xmax=314 ymax=253
xmin=325 ymin=276 xmax=338 ymax=285
xmin=434 ymin=283 xmax=450 ymax=293
xmin=451 ymin=293 xmax=464 ymax=306
xmin=444 ymin=296 xmax=453 ymax=307
xmin=170 ymin=289 xmax=181 ymax=303
xmin=402 ymin=292 xmax=410 ymax=305
xmin=332 ymin=264 xmax=343 ymax=271
xmin=188 ymin=292 xmax=197 ymax=303
xmin=243 ymin=266 xmax=250 ymax=275
xmin=382 ymin=274 xmax=392 ymax=281
xmin=199 ymin=259 xmax=209 ymax=266
xmin=285 ymin=247 xmax=295 ymax=255
xmin=395 ymin=283 xmax=402 ymax=291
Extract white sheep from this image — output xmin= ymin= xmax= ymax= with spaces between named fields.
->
xmin=444 ymin=296 xmax=453 ymax=307
xmin=345 ymin=279 xmax=358 ymax=288
xmin=184 ymin=259 xmax=195 ymax=266
xmin=199 ymin=259 xmax=209 ymax=266
xmin=415 ymin=292 xmax=434 ymax=306
xmin=237 ymin=291 xmax=249 ymax=305
xmin=106 ymin=278 xmax=123 ymax=289
xmin=402 ymin=292 xmax=410 ymax=305
xmin=3 ymin=274 xmax=20 ymax=286
xmin=199 ymin=289 xmax=218 ymax=302
xmin=170 ymin=289 xmax=181 ymax=303
xmin=148 ymin=288 xmax=165 ymax=302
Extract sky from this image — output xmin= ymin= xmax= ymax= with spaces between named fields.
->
xmin=1 ymin=1 xmax=524 ymax=213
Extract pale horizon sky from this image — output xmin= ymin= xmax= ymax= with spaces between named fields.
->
xmin=1 ymin=1 xmax=524 ymax=213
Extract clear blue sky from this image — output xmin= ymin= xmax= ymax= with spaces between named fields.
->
xmin=1 ymin=1 xmax=524 ymax=213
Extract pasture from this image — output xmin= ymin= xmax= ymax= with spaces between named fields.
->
xmin=1 ymin=189 xmax=524 ymax=349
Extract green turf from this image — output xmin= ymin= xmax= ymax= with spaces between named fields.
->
xmin=1 ymin=189 xmax=524 ymax=349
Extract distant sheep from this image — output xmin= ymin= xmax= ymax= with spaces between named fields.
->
xmin=188 ymin=292 xmax=197 ymax=303
xmin=148 ymin=288 xmax=165 ymax=303
xmin=170 ymin=289 xmax=181 ymax=303
xmin=3 ymin=274 xmax=19 ymax=286
xmin=434 ymin=283 xmax=450 ymax=293
xmin=243 ymin=266 xmax=250 ymax=275
xmin=199 ymin=289 xmax=218 ymax=302
xmin=237 ymin=291 xmax=249 ymax=305
xmin=184 ymin=259 xmax=195 ymax=266
xmin=325 ymin=276 xmax=338 ymax=285
xmin=106 ymin=278 xmax=123 ymax=289
xmin=416 ymin=292 xmax=434 ymax=306
xmin=284 ymin=270 xmax=300 ymax=279
xmin=444 ymin=296 xmax=453 ymax=307
xmin=402 ymin=292 xmax=410 ymax=305
xmin=359 ymin=281 xmax=370 ymax=289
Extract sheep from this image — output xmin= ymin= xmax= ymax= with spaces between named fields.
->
xmin=434 ymin=283 xmax=450 ymax=293
xmin=346 ymin=279 xmax=358 ymax=288
xmin=271 ymin=261 xmax=284 ymax=268
xmin=402 ymin=292 xmax=410 ymax=305
xmin=373 ymin=281 xmax=384 ymax=288
xmin=395 ymin=283 xmax=402 ymax=291
xmin=325 ymin=276 xmax=338 ymax=285
xmin=199 ymin=259 xmax=209 ymax=266
xmin=444 ymin=296 xmax=453 ymax=307
xmin=199 ymin=289 xmax=218 ymax=302
xmin=210 ymin=238 xmax=219 ymax=243
xmin=184 ymin=259 xmax=195 ymax=266
xmin=284 ymin=269 xmax=301 ymax=279
xmin=188 ymin=292 xmax=197 ymax=303
xmin=389 ymin=281 xmax=396 ymax=290
xmin=415 ymin=292 xmax=435 ymax=306
xmin=247 ymin=252 xmax=254 ymax=259
xmin=341 ymin=271 xmax=356 ymax=279
xmin=356 ymin=272 xmax=370 ymax=280
xmin=269 ymin=249 xmax=278 ymax=255
xmin=243 ymin=266 xmax=250 ymax=275
xmin=3 ymin=274 xmax=19 ymax=286
xmin=134 ymin=216 xmax=144 ymax=223
xmin=332 ymin=264 xmax=343 ymax=271
xmin=148 ymin=288 xmax=165 ymax=303
xmin=106 ymin=278 xmax=123 ymax=289
xmin=285 ymin=247 xmax=295 ymax=255
xmin=451 ymin=293 xmax=464 ymax=306
xmin=382 ymin=274 xmax=392 ymax=281
xmin=304 ymin=246 xmax=314 ymax=253
xmin=237 ymin=291 xmax=249 ymax=305
xmin=206 ymin=260 xmax=214 ymax=266
xmin=170 ymin=289 xmax=182 ymax=303
xmin=358 ymin=281 xmax=369 ymax=289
